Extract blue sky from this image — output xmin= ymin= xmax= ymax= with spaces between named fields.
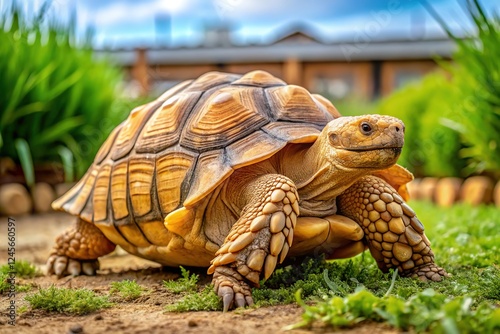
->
xmin=10 ymin=0 xmax=500 ymax=47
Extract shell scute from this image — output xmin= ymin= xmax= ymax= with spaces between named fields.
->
xmin=231 ymin=70 xmax=286 ymax=87
xmin=129 ymin=157 xmax=155 ymax=217
xmin=156 ymin=147 xmax=198 ymax=215
xmin=267 ymin=85 xmax=335 ymax=125
xmin=137 ymin=91 xmax=202 ymax=153
xmin=184 ymin=71 xmax=240 ymax=92
xmin=111 ymin=160 xmax=129 ymax=220
xmin=181 ymin=86 xmax=269 ymax=152
xmin=111 ymin=100 xmax=163 ymax=161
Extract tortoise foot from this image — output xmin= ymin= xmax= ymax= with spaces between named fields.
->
xmin=404 ymin=263 xmax=449 ymax=282
xmin=46 ymin=254 xmax=99 ymax=277
xmin=46 ymin=218 xmax=115 ymax=277
xmin=212 ymin=267 xmax=254 ymax=312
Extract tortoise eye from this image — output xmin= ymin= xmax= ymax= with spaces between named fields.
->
xmin=360 ymin=122 xmax=373 ymax=135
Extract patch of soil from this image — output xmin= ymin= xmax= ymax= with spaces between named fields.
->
xmin=0 ymin=213 xmax=398 ymax=334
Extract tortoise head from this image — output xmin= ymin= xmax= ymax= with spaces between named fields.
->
xmin=321 ymin=115 xmax=405 ymax=170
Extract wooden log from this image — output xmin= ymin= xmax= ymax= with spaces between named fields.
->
xmin=459 ymin=176 xmax=494 ymax=205
xmin=418 ymin=177 xmax=439 ymax=202
xmin=435 ymin=177 xmax=463 ymax=207
xmin=0 ymin=183 xmax=33 ymax=216
xmin=407 ymin=178 xmax=421 ymax=200
xmin=32 ymin=182 xmax=56 ymax=213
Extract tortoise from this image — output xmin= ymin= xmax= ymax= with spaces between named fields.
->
xmin=47 ymin=70 xmax=447 ymax=310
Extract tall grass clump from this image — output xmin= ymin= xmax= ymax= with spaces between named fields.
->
xmin=427 ymin=0 xmax=500 ymax=177
xmin=0 ymin=2 xmax=125 ymax=183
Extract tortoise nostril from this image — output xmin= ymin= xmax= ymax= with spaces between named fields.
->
xmin=391 ymin=124 xmax=402 ymax=133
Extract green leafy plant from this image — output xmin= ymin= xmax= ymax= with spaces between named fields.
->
xmin=0 ymin=2 xmax=125 ymax=181
xmin=163 ymin=266 xmax=199 ymax=294
xmin=289 ymin=288 xmax=500 ymax=332
xmin=25 ymin=285 xmax=112 ymax=315
xmin=377 ymin=72 xmax=466 ymax=177
xmin=109 ymin=279 xmax=147 ymax=301
xmin=424 ymin=0 xmax=500 ymax=177
xmin=165 ymin=286 xmax=221 ymax=312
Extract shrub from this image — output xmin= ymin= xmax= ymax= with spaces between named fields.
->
xmin=0 ymin=2 xmax=125 ymax=183
xmin=377 ymin=72 xmax=466 ymax=177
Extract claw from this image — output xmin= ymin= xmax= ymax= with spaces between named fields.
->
xmin=46 ymin=255 xmax=56 ymax=275
xmin=81 ymin=262 xmax=97 ymax=276
xmin=47 ymin=255 xmax=99 ymax=277
xmin=245 ymin=296 xmax=254 ymax=306
xmin=235 ymin=292 xmax=246 ymax=308
xmin=54 ymin=256 xmax=68 ymax=277
xmin=67 ymin=259 xmax=81 ymax=276
xmin=219 ymin=286 xmax=234 ymax=312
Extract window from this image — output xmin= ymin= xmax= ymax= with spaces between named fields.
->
xmin=394 ymin=70 xmax=423 ymax=89
xmin=313 ymin=74 xmax=355 ymax=100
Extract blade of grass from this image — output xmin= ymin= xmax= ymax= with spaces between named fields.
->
xmin=57 ymin=145 xmax=74 ymax=183
xmin=14 ymin=138 xmax=35 ymax=187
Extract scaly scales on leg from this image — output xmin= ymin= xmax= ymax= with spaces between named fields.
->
xmin=46 ymin=218 xmax=116 ymax=276
xmin=208 ymin=174 xmax=299 ymax=311
xmin=338 ymin=175 xmax=448 ymax=281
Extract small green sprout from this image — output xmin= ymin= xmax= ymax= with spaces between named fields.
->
xmin=109 ymin=279 xmax=147 ymax=301
xmin=163 ymin=266 xmax=199 ymax=294
xmin=25 ymin=286 xmax=112 ymax=315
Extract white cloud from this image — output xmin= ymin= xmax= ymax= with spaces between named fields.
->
xmin=77 ymin=0 xmax=192 ymax=28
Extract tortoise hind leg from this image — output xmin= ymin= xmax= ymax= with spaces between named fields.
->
xmin=46 ymin=218 xmax=116 ymax=277
xmin=338 ymin=175 xmax=448 ymax=282
xmin=208 ymin=174 xmax=299 ymax=311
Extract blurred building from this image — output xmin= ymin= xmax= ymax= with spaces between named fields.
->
xmin=96 ymin=24 xmax=455 ymax=99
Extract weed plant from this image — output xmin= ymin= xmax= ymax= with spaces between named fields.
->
xmin=109 ymin=279 xmax=147 ymax=301
xmin=25 ymin=286 xmax=112 ymax=315
xmin=163 ymin=266 xmax=199 ymax=294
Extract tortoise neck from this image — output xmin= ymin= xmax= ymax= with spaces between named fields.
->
xmin=279 ymin=139 xmax=366 ymax=203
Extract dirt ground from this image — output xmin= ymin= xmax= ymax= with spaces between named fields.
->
xmin=0 ymin=213 xmax=398 ymax=334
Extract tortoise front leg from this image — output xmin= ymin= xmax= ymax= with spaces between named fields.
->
xmin=338 ymin=175 xmax=448 ymax=281
xmin=46 ymin=218 xmax=116 ymax=277
xmin=207 ymin=174 xmax=299 ymax=311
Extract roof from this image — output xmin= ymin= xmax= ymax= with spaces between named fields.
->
xmin=95 ymin=38 xmax=456 ymax=66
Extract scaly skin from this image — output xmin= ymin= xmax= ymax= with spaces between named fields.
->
xmin=208 ymin=174 xmax=299 ymax=311
xmin=338 ymin=175 xmax=447 ymax=281
xmin=46 ymin=218 xmax=116 ymax=276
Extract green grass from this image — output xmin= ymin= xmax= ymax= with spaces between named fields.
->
xmin=0 ymin=2 xmax=124 ymax=181
xmin=163 ymin=266 xmax=199 ymax=294
xmin=25 ymin=286 xmax=112 ymax=315
xmin=259 ymin=201 xmax=500 ymax=332
xmin=0 ymin=260 xmax=40 ymax=293
xmin=109 ymin=279 xmax=148 ymax=301
xmin=165 ymin=286 xmax=221 ymax=312
xmin=164 ymin=267 xmax=221 ymax=311
xmin=0 ymin=260 xmax=40 ymax=278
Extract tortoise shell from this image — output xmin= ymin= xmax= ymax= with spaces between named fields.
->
xmin=52 ymin=71 xmax=342 ymax=243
